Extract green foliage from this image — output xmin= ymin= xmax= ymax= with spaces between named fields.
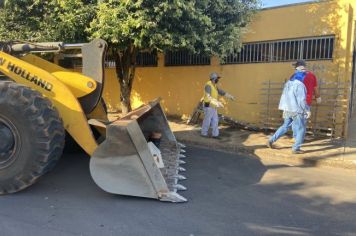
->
xmin=89 ymin=0 xmax=260 ymax=57
xmin=0 ymin=0 xmax=95 ymax=42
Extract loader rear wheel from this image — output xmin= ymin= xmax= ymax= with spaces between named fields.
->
xmin=0 ymin=81 xmax=65 ymax=194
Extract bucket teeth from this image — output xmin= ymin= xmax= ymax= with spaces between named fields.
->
xmin=179 ymin=154 xmax=186 ymax=159
xmin=178 ymin=160 xmax=186 ymax=165
xmin=174 ymin=174 xmax=187 ymax=180
xmin=174 ymin=184 xmax=187 ymax=191
xmin=178 ymin=142 xmax=186 ymax=148
xmin=159 ymin=140 xmax=189 ymax=199
xmin=160 ymin=192 xmax=187 ymax=203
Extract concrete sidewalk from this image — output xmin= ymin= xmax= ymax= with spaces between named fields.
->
xmin=169 ymin=119 xmax=356 ymax=170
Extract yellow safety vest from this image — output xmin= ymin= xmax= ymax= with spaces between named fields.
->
xmin=203 ymin=80 xmax=219 ymax=108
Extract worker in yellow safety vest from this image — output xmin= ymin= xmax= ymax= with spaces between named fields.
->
xmin=201 ymin=72 xmax=235 ymax=138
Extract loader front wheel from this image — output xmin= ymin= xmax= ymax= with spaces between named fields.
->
xmin=0 ymin=81 xmax=65 ymax=194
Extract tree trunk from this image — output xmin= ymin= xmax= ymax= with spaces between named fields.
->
xmin=120 ymin=82 xmax=131 ymax=114
xmin=113 ymin=44 xmax=137 ymax=115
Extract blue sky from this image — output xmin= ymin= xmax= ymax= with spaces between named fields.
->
xmin=261 ymin=0 xmax=313 ymax=8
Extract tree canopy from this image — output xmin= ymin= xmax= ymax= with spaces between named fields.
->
xmin=89 ymin=0 xmax=260 ymax=57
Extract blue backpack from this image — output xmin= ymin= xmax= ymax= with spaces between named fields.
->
xmin=290 ymin=71 xmax=306 ymax=82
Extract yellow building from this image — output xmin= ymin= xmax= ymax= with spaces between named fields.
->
xmin=99 ymin=0 xmax=356 ymax=138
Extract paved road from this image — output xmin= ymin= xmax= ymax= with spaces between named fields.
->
xmin=0 ymin=146 xmax=356 ymax=236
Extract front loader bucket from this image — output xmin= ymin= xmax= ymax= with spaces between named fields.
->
xmin=89 ymin=99 xmax=187 ymax=202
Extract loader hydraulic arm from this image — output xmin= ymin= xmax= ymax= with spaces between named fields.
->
xmin=0 ymin=39 xmax=107 ymax=114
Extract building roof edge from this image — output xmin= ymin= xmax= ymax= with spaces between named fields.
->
xmin=261 ymin=0 xmax=329 ymax=11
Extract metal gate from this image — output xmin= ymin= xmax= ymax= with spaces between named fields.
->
xmin=260 ymin=79 xmax=348 ymax=138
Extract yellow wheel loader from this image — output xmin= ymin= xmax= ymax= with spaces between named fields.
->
xmin=0 ymin=39 xmax=187 ymax=202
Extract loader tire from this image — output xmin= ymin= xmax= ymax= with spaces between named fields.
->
xmin=0 ymin=81 xmax=65 ymax=194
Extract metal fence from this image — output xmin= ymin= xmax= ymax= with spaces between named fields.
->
xmin=259 ymin=79 xmax=348 ymax=138
xmin=164 ymin=50 xmax=211 ymax=66
xmin=223 ymin=35 xmax=334 ymax=64
xmin=105 ymin=51 xmax=158 ymax=68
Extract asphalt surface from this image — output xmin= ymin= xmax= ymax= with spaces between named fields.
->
xmin=0 ymin=146 xmax=356 ymax=236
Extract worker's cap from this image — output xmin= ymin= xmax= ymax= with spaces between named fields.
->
xmin=292 ymin=60 xmax=307 ymax=67
xmin=210 ymin=72 xmax=221 ymax=81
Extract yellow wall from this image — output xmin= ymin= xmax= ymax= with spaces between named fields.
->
xmin=102 ymin=0 xmax=356 ymax=130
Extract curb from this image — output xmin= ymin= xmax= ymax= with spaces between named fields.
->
xmin=176 ymin=136 xmax=356 ymax=171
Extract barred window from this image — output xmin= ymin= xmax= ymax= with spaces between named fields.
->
xmin=302 ymin=37 xmax=334 ymax=60
xmin=105 ymin=51 xmax=158 ymax=68
xmin=164 ymin=50 xmax=211 ymax=66
xmin=224 ymin=35 xmax=334 ymax=64
xmin=58 ymin=50 xmax=157 ymax=69
xmin=136 ymin=51 xmax=158 ymax=67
